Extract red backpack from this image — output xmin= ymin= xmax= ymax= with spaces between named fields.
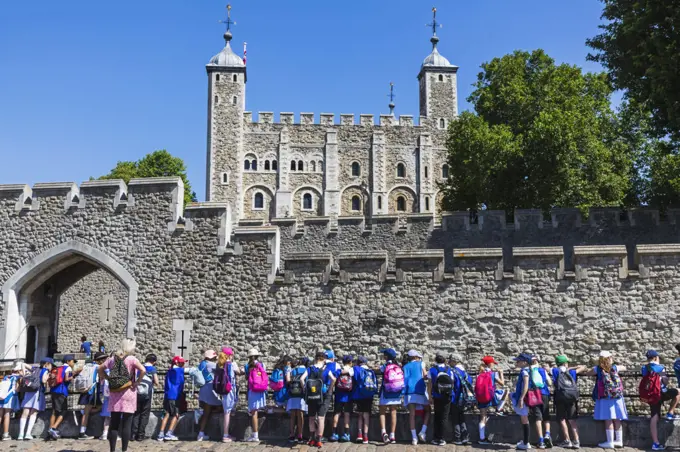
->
xmin=475 ymin=371 xmax=494 ymax=404
xmin=639 ymin=364 xmax=661 ymax=405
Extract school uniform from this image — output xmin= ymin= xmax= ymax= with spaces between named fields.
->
xmin=334 ymin=365 xmax=354 ymax=414
xmin=451 ymin=365 xmax=471 ymax=443
xmin=132 ymin=364 xmax=157 ymax=439
xmin=641 ymin=363 xmax=677 ymax=418
xmin=379 ymin=361 xmax=403 ymax=406
xmin=352 ymin=364 xmax=374 ymax=413
xmin=551 ymin=366 xmax=579 ymax=420
xmin=21 ymin=367 xmax=48 ymax=412
xmin=197 ymin=360 xmax=221 ymax=406
xmin=477 ymin=367 xmax=498 ymax=409
xmin=245 ymin=361 xmax=267 ymax=412
xmin=429 ymin=364 xmax=453 ymax=442
xmin=593 ymin=365 xmax=628 ymax=421
xmin=221 ymin=362 xmax=239 ymax=413
xmin=530 ymin=365 xmax=550 ymax=421
xmin=306 ymin=363 xmax=333 ymax=416
xmin=50 ymin=365 xmax=72 ymax=417
xmin=512 ymin=367 xmax=530 ymax=416
xmin=403 ymin=360 xmax=428 ymax=408
xmin=164 ymin=366 xmax=185 ymax=417
xmin=0 ymin=374 xmax=20 ymax=411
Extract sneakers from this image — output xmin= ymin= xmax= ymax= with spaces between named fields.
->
xmin=356 ymin=435 xmax=363 ymax=443
xmin=571 ymin=440 xmax=580 ymax=449
xmin=382 ymin=432 xmax=389 ymax=443
xmin=48 ymin=429 xmax=60 ymax=440
xmin=544 ymin=435 xmax=553 ymax=448
xmin=165 ymin=433 xmax=179 ymax=441
xmin=537 ymin=440 xmax=546 ymax=449
xmin=665 ymin=413 xmax=679 ymax=421
xmin=652 ymin=443 xmax=667 ymax=451
xmin=288 ymin=436 xmax=297 ymax=443
xmin=308 ymin=438 xmax=316 ymax=446
xmin=598 ymin=441 xmax=615 ymax=449
xmin=330 ymin=433 xmax=339 ymax=442
xmin=17 ymin=435 xmax=24 ymax=441
xmin=78 ymin=432 xmax=93 ymax=440
xmin=223 ymin=435 xmax=233 ymax=443
xmin=454 ymin=440 xmax=464 ymax=445
xmin=556 ymin=440 xmax=572 ymax=448
xmin=412 ymin=438 xmax=418 ymax=446
xmin=156 ymin=433 xmax=164 ymax=442
xmin=516 ymin=441 xmax=531 ymax=450
xmin=614 ymin=441 xmax=624 ymax=448
xmin=197 ymin=432 xmax=209 ymax=441
xmin=479 ymin=438 xmax=492 ymax=445
xmin=390 ymin=434 xmax=396 ymax=444
xmin=1 ymin=433 xmax=9 ymax=441
xmin=363 ymin=437 xmax=369 ymax=444
xmin=314 ymin=440 xmax=323 ymax=448
xmin=246 ymin=435 xmax=260 ymax=442
xmin=341 ymin=433 xmax=350 ymax=442
xmin=431 ymin=439 xmax=441 ymax=445
xmin=418 ymin=432 xmax=427 ymax=443
xmin=24 ymin=434 xmax=33 ymax=441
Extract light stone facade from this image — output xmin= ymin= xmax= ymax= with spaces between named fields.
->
xmin=205 ymin=23 xmax=458 ymax=225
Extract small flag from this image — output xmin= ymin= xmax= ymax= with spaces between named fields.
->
xmin=243 ymin=42 xmax=247 ymax=65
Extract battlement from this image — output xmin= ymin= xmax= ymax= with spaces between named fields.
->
xmin=242 ymin=111 xmax=420 ymax=127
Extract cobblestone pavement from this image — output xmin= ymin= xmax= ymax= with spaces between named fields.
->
xmin=2 ymin=438 xmax=647 ymax=452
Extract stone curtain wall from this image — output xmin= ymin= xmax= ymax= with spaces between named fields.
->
xmin=57 ymin=267 xmax=128 ymax=353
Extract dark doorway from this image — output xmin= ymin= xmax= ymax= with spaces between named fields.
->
xmin=25 ymin=326 xmax=37 ymax=363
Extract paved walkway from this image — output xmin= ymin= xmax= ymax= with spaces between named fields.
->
xmin=3 ymin=439 xmax=645 ymax=452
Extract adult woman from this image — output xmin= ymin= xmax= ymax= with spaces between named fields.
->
xmin=98 ymin=339 xmax=146 ymax=452
xmin=585 ymin=351 xmax=627 ymax=448
xmin=197 ymin=350 xmax=220 ymax=441
xmin=244 ymin=348 xmax=267 ymax=442
xmin=17 ymin=358 xmax=51 ymax=440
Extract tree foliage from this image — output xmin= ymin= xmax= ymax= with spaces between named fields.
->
xmin=99 ymin=150 xmax=196 ymax=205
xmin=442 ymin=50 xmax=632 ymax=213
xmin=587 ymin=0 xmax=680 ymax=143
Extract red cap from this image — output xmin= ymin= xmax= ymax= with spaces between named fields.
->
xmin=482 ymin=356 xmax=497 ymax=365
xmin=172 ymin=355 xmax=186 ymax=365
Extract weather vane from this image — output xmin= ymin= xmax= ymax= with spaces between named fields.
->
xmin=388 ymin=82 xmax=396 ymax=115
xmin=427 ymin=7 xmax=442 ymax=37
xmin=220 ymin=4 xmax=236 ymax=32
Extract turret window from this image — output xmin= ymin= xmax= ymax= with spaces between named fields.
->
xmin=244 ymin=160 xmax=251 ymax=170
xmin=318 ymin=161 xmax=323 ymax=172
xmin=424 ymin=166 xmax=428 ymax=178
xmin=253 ymin=192 xmax=264 ymax=210
xmin=438 ymin=74 xmax=444 ymax=82
xmin=377 ymin=196 xmax=382 ymax=210
xmin=397 ymin=196 xmax=406 ymax=212
xmin=302 ymin=193 xmax=313 ymax=211
xmin=272 ymin=160 xmax=278 ymax=171
xmin=396 ymin=163 xmax=406 ymax=178
xmin=442 ymin=164 xmax=449 ymax=178
xmin=214 ymin=95 xmax=219 ymax=104
xmin=264 ymin=160 xmax=270 ymax=171
xmin=221 ymin=172 xmax=229 ymax=185
xmin=351 ymin=196 xmax=361 ymax=212
xmin=251 ymin=159 xmax=257 ymax=171
xmin=310 ymin=161 xmax=316 ymax=172
xmin=233 ymin=74 xmax=238 ymax=82
xmin=425 ymin=197 xmax=430 ymax=211
xmin=351 ymin=162 xmax=361 ymax=177
xmin=297 ymin=160 xmax=304 ymax=171
xmin=439 ymin=118 xmax=446 ymax=129
xmin=216 ymin=74 xmax=220 ymax=82
xmin=290 ymin=160 xmax=296 ymax=171
xmin=232 ymin=96 xmax=237 ymax=105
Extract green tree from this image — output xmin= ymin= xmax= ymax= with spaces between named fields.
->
xmin=587 ymin=0 xmax=680 ymax=143
xmin=99 ymin=150 xmax=196 ymax=205
xmin=442 ymin=50 xmax=632 ymax=213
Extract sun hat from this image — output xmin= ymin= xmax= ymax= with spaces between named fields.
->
xmin=482 ymin=356 xmax=498 ymax=365
xmin=204 ymin=350 xmax=217 ymax=359
xmin=555 ymin=355 xmax=569 ymax=365
xmin=222 ymin=347 xmax=234 ymax=355
xmin=248 ymin=348 xmax=260 ymax=357
xmin=599 ymin=350 xmax=612 ymax=358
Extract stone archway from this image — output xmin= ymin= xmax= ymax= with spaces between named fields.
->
xmin=1 ymin=240 xmax=138 ymax=360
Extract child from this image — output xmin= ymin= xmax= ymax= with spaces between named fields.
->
xmin=17 ymin=358 xmax=52 ymax=441
xmin=584 ymin=351 xmax=627 ymax=449
xmin=271 ymin=355 xmax=292 ymax=413
xmin=98 ymin=341 xmax=106 ymax=354
xmin=244 ymin=348 xmax=267 ymax=443
xmin=529 ymin=354 xmax=552 ymax=448
xmin=99 ymin=364 xmax=111 ymax=440
xmin=48 ymin=354 xmax=77 ymax=440
xmin=306 ymin=351 xmax=336 ymax=447
xmin=80 ymin=336 xmax=92 ymax=358
xmin=0 ymin=364 xmax=23 ymax=440
xmin=77 ymin=352 xmax=107 ymax=440
xmin=551 ymin=355 xmax=586 ymax=449
xmin=511 ymin=353 xmax=533 ymax=450
xmin=132 ymin=353 xmax=158 ymax=441
xmin=449 ymin=355 xmax=471 ymax=445
xmin=403 ymin=349 xmax=429 ymax=445
xmin=429 ymin=354 xmax=453 ymax=446
xmin=378 ymin=348 xmax=403 ymax=444
xmin=476 ymin=355 xmax=504 ymax=444
xmin=353 ymin=356 xmax=375 ymax=444
xmin=330 ymin=355 xmax=354 ymax=442
xmin=197 ymin=350 xmax=220 ymax=441
xmin=218 ymin=347 xmax=238 ymax=442
xmin=286 ymin=357 xmax=308 ymax=443
xmin=158 ymin=355 xmax=186 ymax=442
xmin=641 ymin=349 xmax=680 ymax=450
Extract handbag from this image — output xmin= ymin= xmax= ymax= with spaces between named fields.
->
xmin=525 ymin=387 xmax=543 ymax=407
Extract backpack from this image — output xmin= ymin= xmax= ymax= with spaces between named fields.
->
xmin=530 ymin=367 xmax=545 ymax=389
xmin=336 ymin=372 xmax=353 ymax=392
xmin=199 ymin=361 xmax=214 ymax=384
xmin=639 ymin=364 xmax=662 ymax=405
xmin=383 ymin=363 xmax=405 ymax=393
xmin=213 ymin=362 xmax=233 ymax=395
xmin=288 ymin=368 xmax=304 ymax=397
xmin=109 ymin=356 xmax=132 ymax=392
xmin=21 ymin=367 xmax=42 ymax=392
xmin=475 ymin=371 xmax=494 ymax=404
xmin=0 ymin=377 xmax=15 ymax=402
xmin=187 ymin=367 xmax=205 ymax=388
xmin=72 ymin=363 xmax=97 ymax=393
xmin=597 ymin=365 xmax=623 ymax=399
xmin=434 ymin=366 xmax=453 ymax=397
xmin=453 ymin=368 xmax=476 ymax=408
xmin=305 ymin=366 xmax=324 ymax=403
xmin=48 ymin=366 xmax=66 ymax=388
xmin=269 ymin=368 xmax=285 ymax=392
xmin=248 ymin=362 xmax=268 ymax=392
xmin=137 ymin=371 xmax=155 ymax=400
xmin=555 ymin=369 xmax=580 ymax=403
xmin=357 ymin=367 xmax=378 ymax=398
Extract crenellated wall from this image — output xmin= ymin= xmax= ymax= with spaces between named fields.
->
xmin=1 ymin=178 xmax=680 ymax=370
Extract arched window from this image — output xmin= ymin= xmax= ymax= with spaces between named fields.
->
xmin=440 ymin=118 xmax=446 ymax=129
xmin=311 ymin=161 xmax=316 ymax=172
xmin=253 ymin=192 xmax=264 ymax=209
xmin=351 ymin=196 xmax=361 ymax=212
xmin=397 ymin=196 xmax=406 ymax=212
xmin=377 ymin=196 xmax=382 ymax=210
xmin=351 ymin=162 xmax=360 ymax=177
xmin=318 ymin=161 xmax=323 ymax=172
xmin=216 ymin=74 xmax=220 ymax=82
xmin=272 ymin=160 xmax=278 ymax=171
xmin=214 ymin=95 xmax=219 ymax=104
xmin=438 ymin=74 xmax=444 ymax=82
xmin=264 ymin=160 xmax=270 ymax=171
xmin=425 ymin=197 xmax=430 ymax=211
xmin=442 ymin=164 xmax=449 ymax=178
xmin=251 ymin=159 xmax=258 ymax=171
xmin=232 ymin=96 xmax=237 ymax=105
xmin=244 ymin=160 xmax=251 ymax=170
xmin=221 ymin=172 xmax=229 ymax=184
xmin=424 ymin=166 xmax=428 ymax=178
xmin=302 ymin=193 xmax=313 ymax=210
xmin=397 ymin=163 xmax=406 ymax=178
xmin=290 ymin=160 xmax=296 ymax=171
xmin=233 ymin=74 xmax=238 ymax=82
xmin=297 ymin=160 xmax=304 ymax=171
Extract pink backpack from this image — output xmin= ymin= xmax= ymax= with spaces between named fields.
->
xmin=383 ymin=363 xmax=405 ymax=393
xmin=248 ymin=362 xmax=268 ymax=392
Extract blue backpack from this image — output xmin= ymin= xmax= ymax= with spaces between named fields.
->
xmin=356 ymin=367 xmax=378 ymax=398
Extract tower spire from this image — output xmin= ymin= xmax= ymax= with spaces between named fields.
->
xmin=426 ymin=7 xmax=442 ymax=50
xmin=219 ymin=4 xmax=237 ymax=43
xmin=388 ymin=82 xmax=396 ymax=115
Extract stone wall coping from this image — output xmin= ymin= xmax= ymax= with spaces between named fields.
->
xmin=635 ymin=244 xmax=680 ymax=256
xmin=512 ymin=246 xmax=564 ymax=257
xmin=573 ymin=245 xmax=627 ymax=256
xmin=407 ymin=213 xmax=434 ymax=221
xmin=337 ymin=216 xmax=364 ymax=223
xmin=32 ymin=182 xmax=77 ymax=191
xmin=285 ymin=252 xmax=333 ymax=262
xmin=302 ymin=216 xmax=330 ymax=224
xmin=371 ymin=214 xmax=400 ymax=221
xmin=453 ymin=248 xmax=503 ymax=259
xmin=233 ymin=226 xmax=279 ymax=236
xmin=270 ymin=217 xmax=297 ymax=226
xmin=0 ymin=184 xmax=30 ymax=192
xmin=238 ymin=219 xmax=265 ymax=226
xmin=128 ymin=177 xmax=182 ymax=186
xmin=80 ymin=179 xmax=126 ymax=190
xmin=396 ymin=249 xmax=444 ymax=260
xmin=337 ymin=250 xmax=388 ymax=261
xmin=184 ymin=202 xmax=229 ymax=211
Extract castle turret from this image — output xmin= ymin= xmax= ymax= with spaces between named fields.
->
xmin=418 ymin=7 xmax=458 ymax=129
xmin=206 ymin=5 xmax=246 ymax=223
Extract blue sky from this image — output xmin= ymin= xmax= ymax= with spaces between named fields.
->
xmin=0 ymin=1 xmax=607 ymax=200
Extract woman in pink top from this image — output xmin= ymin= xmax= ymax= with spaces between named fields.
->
xmin=98 ymin=339 xmax=146 ymax=452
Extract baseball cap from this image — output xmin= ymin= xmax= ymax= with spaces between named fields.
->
xmin=357 ymin=356 xmax=368 ymax=364
xmin=555 ymin=355 xmax=569 ymax=365
xmin=380 ymin=348 xmax=397 ymax=359
xmin=40 ymin=357 xmax=54 ymax=365
xmin=513 ymin=353 xmax=533 ymax=363
xmin=407 ymin=349 xmax=423 ymax=358
xmin=63 ymin=354 xmax=75 ymax=362
xmin=599 ymin=351 xmax=612 ymax=358
xmin=482 ymin=356 xmax=497 ymax=365
xmin=646 ymin=350 xmax=659 ymax=359
xmin=324 ymin=350 xmax=335 ymax=359
xmin=204 ymin=350 xmax=217 ymax=359
xmin=172 ymin=355 xmax=187 ymax=365
xmin=342 ymin=354 xmax=353 ymax=363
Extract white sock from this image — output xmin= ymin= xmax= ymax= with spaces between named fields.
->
xmin=80 ymin=426 xmax=86 ymax=433
xmin=420 ymin=425 xmax=427 ymax=434
xmin=199 ymin=431 xmax=204 ymax=436
xmin=615 ymin=429 xmax=622 ymax=444
xmin=381 ymin=428 xmax=386 ymax=435
xmin=606 ymin=429 xmax=614 ymax=443
xmin=103 ymin=429 xmax=108 ymax=436
xmin=27 ymin=414 xmax=37 ymax=436
xmin=19 ymin=418 xmax=26 ymax=436
xmin=253 ymin=432 xmax=259 ymax=439
xmin=411 ymin=429 xmax=417 ymax=439
xmin=167 ymin=429 xmax=173 ymax=435
xmin=479 ymin=424 xmax=486 ymax=440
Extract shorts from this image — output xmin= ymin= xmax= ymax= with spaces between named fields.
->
xmin=308 ymin=393 xmax=331 ymax=417
xmin=334 ymin=400 xmax=353 ymax=414
xmin=651 ymin=389 xmax=679 ymax=418
xmin=163 ymin=398 xmax=180 ymax=418
xmin=556 ymin=401 xmax=578 ymax=421
xmin=355 ymin=398 xmax=373 ymax=413
xmin=51 ymin=393 xmax=67 ymax=416
xmin=529 ymin=394 xmax=550 ymax=421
